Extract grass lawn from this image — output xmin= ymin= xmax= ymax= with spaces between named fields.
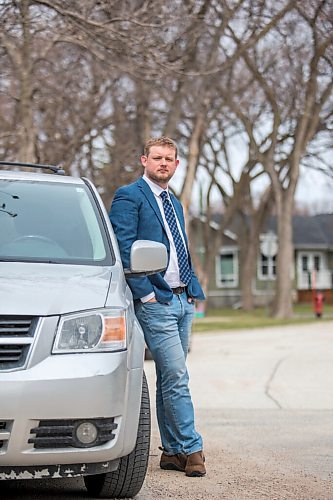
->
xmin=192 ymin=303 xmax=333 ymax=333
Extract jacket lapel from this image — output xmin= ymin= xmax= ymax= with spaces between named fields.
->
xmin=137 ymin=177 xmax=166 ymax=230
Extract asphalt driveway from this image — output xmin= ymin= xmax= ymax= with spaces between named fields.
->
xmin=141 ymin=320 xmax=333 ymax=499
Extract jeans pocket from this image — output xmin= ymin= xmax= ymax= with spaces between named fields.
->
xmin=142 ymin=301 xmax=161 ymax=307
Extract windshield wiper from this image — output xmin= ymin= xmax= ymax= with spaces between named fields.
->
xmin=0 ymin=257 xmax=60 ymax=264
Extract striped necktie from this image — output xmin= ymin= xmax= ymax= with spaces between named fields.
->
xmin=160 ymin=191 xmax=191 ymax=285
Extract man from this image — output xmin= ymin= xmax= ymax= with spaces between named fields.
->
xmin=109 ymin=137 xmax=206 ymax=477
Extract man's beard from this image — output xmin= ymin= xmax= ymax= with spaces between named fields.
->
xmin=148 ymin=170 xmax=173 ymax=184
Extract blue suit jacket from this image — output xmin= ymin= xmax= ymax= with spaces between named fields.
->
xmin=109 ymin=177 xmax=205 ymax=303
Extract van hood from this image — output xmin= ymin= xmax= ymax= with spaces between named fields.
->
xmin=0 ymin=262 xmax=111 ymax=316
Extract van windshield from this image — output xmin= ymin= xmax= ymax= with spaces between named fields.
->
xmin=0 ymin=179 xmax=113 ymax=265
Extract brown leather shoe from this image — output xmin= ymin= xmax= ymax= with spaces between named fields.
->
xmin=185 ymin=450 xmax=206 ymax=477
xmin=160 ymin=451 xmax=187 ymax=472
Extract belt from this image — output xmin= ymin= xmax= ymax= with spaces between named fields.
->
xmin=171 ymin=286 xmax=187 ymax=295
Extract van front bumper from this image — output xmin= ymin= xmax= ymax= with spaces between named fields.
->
xmin=0 ymin=460 xmax=120 ymax=480
xmin=0 ymin=350 xmax=143 ymax=476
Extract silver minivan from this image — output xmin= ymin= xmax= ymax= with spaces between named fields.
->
xmin=0 ymin=163 xmax=167 ymax=498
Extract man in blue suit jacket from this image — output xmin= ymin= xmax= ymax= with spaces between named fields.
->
xmin=110 ymin=137 xmax=206 ymax=477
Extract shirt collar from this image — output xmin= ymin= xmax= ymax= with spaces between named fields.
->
xmin=142 ymin=175 xmax=168 ymax=197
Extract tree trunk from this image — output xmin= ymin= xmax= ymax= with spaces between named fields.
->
xmin=180 ymin=111 xmax=205 ymax=223
xmin=239 ymin=240 xmax=257 ymax=310
xmin=19 ymin=0 xmax=36 ymax=163
xmin=272 ymin=190 xmax=294 ymax=318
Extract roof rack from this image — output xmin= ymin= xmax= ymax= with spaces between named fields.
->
xmin=0 ymin=161 xmax=66 ymax=175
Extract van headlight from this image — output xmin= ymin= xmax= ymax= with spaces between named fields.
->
xmin=53 ymin=309 xmax=126 ymax=353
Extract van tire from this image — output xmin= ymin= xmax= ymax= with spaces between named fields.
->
xmin=84 ymin=372 xmax=150 ymax=498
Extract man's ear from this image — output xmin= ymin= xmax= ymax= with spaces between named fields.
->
xmin=175 ymin=159 xmax=180 ymax=168
xmin=140 ymin=155 xmax=147 ymax=167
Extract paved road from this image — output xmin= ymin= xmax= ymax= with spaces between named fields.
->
xmin=139 ymin=320 xmax=333 ymax=499
xmin=2 ymin=321 xmax=333 ymax=498
xmin=185 ymin=320 xmax=333 ymax=411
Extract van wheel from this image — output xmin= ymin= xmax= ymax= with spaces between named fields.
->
xmin=84 ymin=372 xmax=150 ymax=498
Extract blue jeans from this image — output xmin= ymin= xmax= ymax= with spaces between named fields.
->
xmin=135 ymin=292 xmax=203 ymax=456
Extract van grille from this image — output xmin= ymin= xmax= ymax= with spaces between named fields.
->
xmin=0 ymin=316 xmax=37 ymax=370
xmin=0 ymin=421 xmax=12 ymax=451
xmin=0 ymin=421 xmax=5 ymax=450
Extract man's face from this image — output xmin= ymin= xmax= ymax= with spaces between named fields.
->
xmin=141 ymin=145 xmax=179 ymax=188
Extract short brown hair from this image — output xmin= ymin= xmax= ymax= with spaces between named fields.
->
xmin=143 ymin=137 xmax=178 ymax=158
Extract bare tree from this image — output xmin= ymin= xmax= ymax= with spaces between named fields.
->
xmin=251 ymin=1 xmax=332 ymax=318
xmin=161 ymin=0 xmax=298 ymax=222
xmin=205 ymin=0 xmax=333 ymax=317
xmin=0 ymin=0 xmax=177 ymax=197
xmin=194 ymin=110 xmax=274 ymax=310
xmin=1 ymin=0 xmax=332 ymax=319
xmin=0 ymin=0 xmax=40 ymax=162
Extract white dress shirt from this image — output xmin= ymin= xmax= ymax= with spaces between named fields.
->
xmin=141 ymin=175 xmax=188 ymax=302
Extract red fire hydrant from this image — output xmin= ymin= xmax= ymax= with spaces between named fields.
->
xmin=314 ymin=291 xmax=324 ymax=318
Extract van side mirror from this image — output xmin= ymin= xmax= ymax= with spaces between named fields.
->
xmin=124 ymin=240 xmax=167 ymax=278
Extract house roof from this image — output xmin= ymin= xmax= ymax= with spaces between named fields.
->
xmin=210 ymin=213 xmax=333 ymax=249
xmin=291 ymin=215 xmax=329 ymax=248
xmin=273 ymin=214 xmax=333 ymax=248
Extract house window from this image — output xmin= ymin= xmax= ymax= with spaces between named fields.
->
xmin=314 ymin=255 xmax=321 ymax=271
xmin=258 ymin=254 xmax=276 ymax=280
xmin=217 ymin=249 xmax=238 ymax=287
xmin=302 ymin=255 xmax=308 ymax=271
xmin=297 ymin=251 xmax=328 ymax=291
xmin=299 ymin=253 xmax=322 ymax=273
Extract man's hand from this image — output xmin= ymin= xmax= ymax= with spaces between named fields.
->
xmin=147 ymin=297 xmax=158 ymax=303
